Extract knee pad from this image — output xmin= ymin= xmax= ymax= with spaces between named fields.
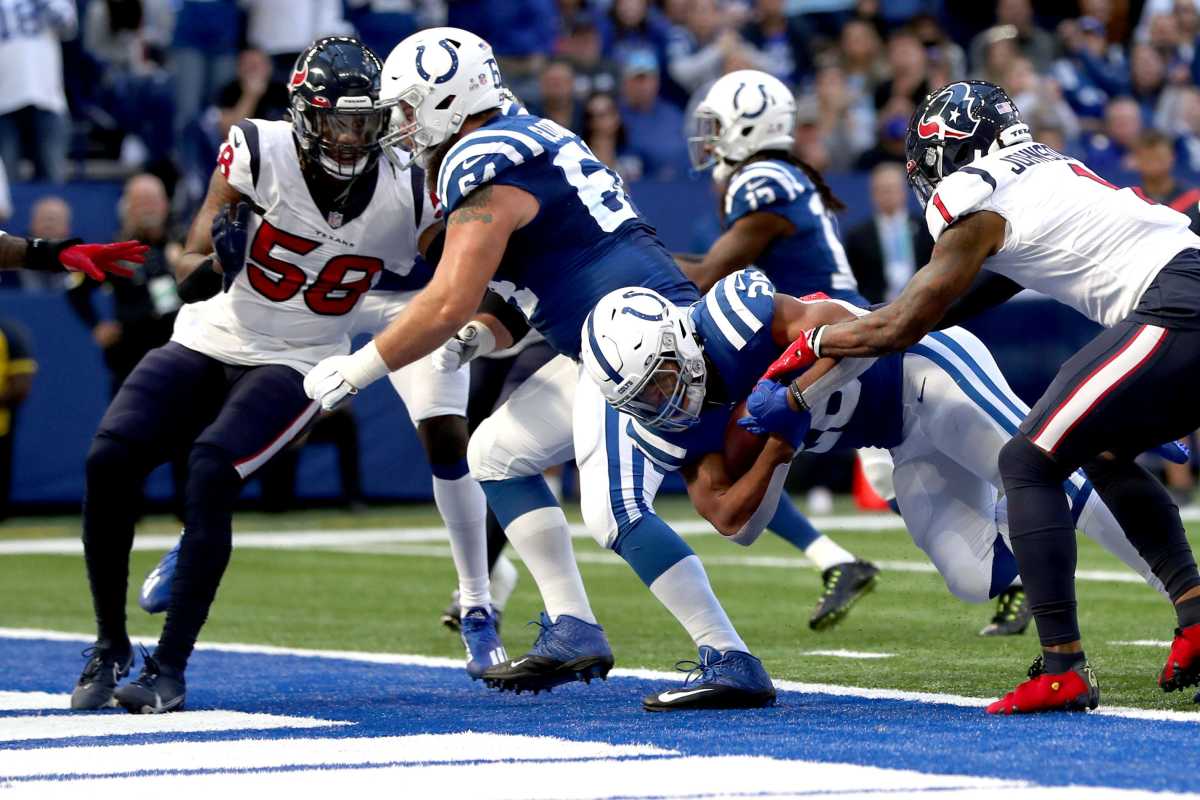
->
xmin=418 ymin=414 xmax=470 ymax=464
xmin=998 ymin=435 xmax=1068 ymax=491
xmin=466 ymin=417 xmax=503 ymax=482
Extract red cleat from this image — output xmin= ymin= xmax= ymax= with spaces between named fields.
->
xmin=986 ymin=656 xmax=1099 ymax=715
xmin=1159 ymin=624 xmax=1200 ymax=692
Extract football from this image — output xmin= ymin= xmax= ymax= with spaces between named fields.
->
xmin=724 ymin=399 xmax=766 ymax=478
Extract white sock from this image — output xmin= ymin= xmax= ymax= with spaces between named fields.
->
xmin=505 ymin=505 xmax=596 ymax=623
xmin=490 ymin=554 xmax=519 ymax=612
xmin=648 ymin=555 xmax=748 ymax=653
xmin=804 ymin=535 xmax=855 ymax=571
xmin=432 ymin=475 xmax=490 ymax=611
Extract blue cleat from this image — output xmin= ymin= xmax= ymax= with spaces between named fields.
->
xmin=138 ymin=537 xmax=181 ymax=614
xmin=483 ymin=612 xmax=614 ymax=694
xmin=461 ymin=606 xmax=507 ymax=679
xmin=643 ymin=646 xmax=776 ymax=711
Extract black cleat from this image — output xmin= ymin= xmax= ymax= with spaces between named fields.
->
xmin=70 ymin=644 xmax=133 ymax=710
xmin=980 ymin=586 xmax=1032 ymax=636
xmin=113 ymin=647 xmax=186 ymax=714
xmin=643 ymin=646 xmax=776 ymax=711
xmin=441 ymin=591 xmax=462 ymax=632
xmin=483 ymin=613 xmax=613 ymax=694
xmin=809 ymin=559 xmax=879 ymax=631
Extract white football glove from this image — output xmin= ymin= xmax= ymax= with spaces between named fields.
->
xmin=304 ymin=341 xmax=391 ymax=411
xmin=431 ymin=320 xmax=497 ymax=373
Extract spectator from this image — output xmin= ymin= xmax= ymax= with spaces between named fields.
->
xmin=345 ymin=0 xmax=443 ymax=61
xmin=873 ymin=29 xmax=929 ymax=112
xmin=617 ymin=48 xmax=689 ymax=179
xmin=0 ymin=318 xmax=34 ymax=520
xmin=448 ymin=0 xmax=556 ymax=102
xmin=170 ymin=0 xmax=243 ymax=138
xmin=557 ymin=11 xmax=619 ymax=99
xmin=739 ymin=0 xmax=814 ymax=87
xmin=1130 ymin=43 xmax=1169 ymax=121
xmin=1132 ymin=129 xmax=1200 ymax=217
xmin=1160 ymin=85 xmax=1200 ymax=174
xmin=844 ymin=163 xmax=934 ymax=303
xmin=21 ymin=197 xmax=72 ymax=291
xmin=795 ymin=0 xmax=857 ymax=40
xmin=1005 ymin=56 xmax=1081 ymax=149
xmin=1034 ymin=124 xmax=1071 ymax=155
xmin=1054 ymin=16 xmax=1129 ymax=123
xmin=582 ymin=90 xmax=641 ymax=181
xmin=531 ymin=57 xmax=583 ymax=131
xmin=810 ymin=63 xmax=874 ymax=171
xmin=969 ymin=0 xmax=1056 ymax=72
xmin=242 ymin=0 xmax=351 ymax=78
xmin=1082 ymin=96 xmax=1143 ymax=176
xmin=664 ymin=0 xmax=747 ymax=99
xmin=0 ymin=0 xmax=76 ymax=182
xmin=84 ymin=0 xmax=174 ymax=67
xmin=216 ymin=49 xmax=290 ymax=125
xmin=974 ymin=25 xmax=1022 ymax=85
xmin=854 ymin=95 xmax=912 ymax=170
xmin=598 ymin=0 xmax=672 ymax=70
xmin=839 ymin=19 xmax=884 ymax=101
xmin=910 ymin=13 xmax=966 ymax=82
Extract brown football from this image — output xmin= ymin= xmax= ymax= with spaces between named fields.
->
xmin=724 ymin=399 xmax=766 ymax=478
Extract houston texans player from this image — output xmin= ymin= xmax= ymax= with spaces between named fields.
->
xmin=582 ymin=276 xmax=1165 ymax=632
xmin=769 ymin=80 xmax=1200 ymax=713
xmin=304 ymin=28 xmax=776 ymax=710
xmin=70 ymin=37 xmax=502 ymax=714
xmin=0 ymin=233 xmax=144 ymax=280
xmin=680 ymin=69 xmax=882 ymax=631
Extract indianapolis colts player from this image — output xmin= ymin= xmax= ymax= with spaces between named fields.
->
xmin=681 ymin=69 xmax=884 ymax=631
xmin=582 ymin=276 xmax=1165 ymax=640
xmin=774 ymin=80 xmax=1200 ymax=713
xmin=71 ymin=37 xmax=501 ymax=714
xmin=304 ymin=28 xmax=776 ymax=710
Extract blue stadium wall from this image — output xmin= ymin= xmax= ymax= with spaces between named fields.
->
xmin=0 ymin=174 xmax=1105 ymax=506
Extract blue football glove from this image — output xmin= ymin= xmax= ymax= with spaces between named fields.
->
xmin=211 ymin=200 xmax=252 ymax=291
xmin=1153 ymin=439 xmax=1191 ymax=464
xmin=738 ymin=379 xmax=812 ymax=448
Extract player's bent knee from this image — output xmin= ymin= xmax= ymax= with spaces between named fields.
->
xmin=579 ymin=491 xmax=619 ymax=549
xmin=417 ymin=414 xmax=469 ymax=462
xmin=186 ymin=444 xmax=241 ymax=496
xmin=998 ymin=434 xmax=1064 ymax=489
xmin=85 ymin=433 xmax=138 ymax=485
xmin=941 ymin=567 xmax=993 ymax=604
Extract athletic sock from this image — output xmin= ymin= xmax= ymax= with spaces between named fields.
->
xmin=649 ymin=555 xmax=748 ymax=653
xmin=805 ymin=535 xmax=856 ymax=571
xmin=1176 ymin=596 xmax=1200 ymax=629
xmin=431 ymin=463 xmax=490 ymax=610
xmin=1043 ymin=649 xmax=1086 ymax=674
xmin=490 ymin=554 xmax=519 ymax=612
xmin=766 ymin=495 xmax=822 ymax=551
xmin=482 ymin=476 xmax=595 ymax=624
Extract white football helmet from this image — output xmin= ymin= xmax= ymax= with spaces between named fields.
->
xmin=581 ymin=288 xmax=707 ymax=433
xmin=379 ymin=27 xmax=505 ymax=168
xmin=688 ymin=70 xmax=796 ymax=182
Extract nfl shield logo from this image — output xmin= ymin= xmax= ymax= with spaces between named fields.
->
xmin=328 ymin=211 xmax=343 ymax=228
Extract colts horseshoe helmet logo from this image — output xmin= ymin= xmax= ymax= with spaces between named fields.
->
xmin=415 ymin=39 xmax=460 ymax=85
xmin=916 ymin=82 xmax=981 ymax=141
xmin=732 ymin=82 xmax=770 ymax=120
xmin=620 ymin=289 xmax=669 ymax=321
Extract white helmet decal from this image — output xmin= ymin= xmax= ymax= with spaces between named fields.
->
xmin=688 ymin=70 xmax=796 ymax=182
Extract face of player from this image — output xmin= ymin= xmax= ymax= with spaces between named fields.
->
xmin=317 ymin=112 xmax=385 ymax=164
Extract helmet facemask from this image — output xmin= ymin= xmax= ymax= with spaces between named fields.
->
xmin=613 ymin=328 xmax=707 ymax=433
xmin=293 ymin=98 xmax=388 ymax=180
xmin=687 ymin=109 xmax=723 ymax=173
xmin=379 ymin=84 xmax=452 ymax=170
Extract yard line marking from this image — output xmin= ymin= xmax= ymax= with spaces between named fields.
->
xmin=0 ymin=691 xmax=69 ymax=711
xmin=4 ymin=628 xmax=1198 ymax=725
xmin=1109 ymin=640 xmax=1173 ymax=647
xmin=797 ymin=650 xmax=895 ymax=659
xmin=0 ymin=710 xmax=351 ymax=743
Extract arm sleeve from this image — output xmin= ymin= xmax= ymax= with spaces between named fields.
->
xmin=479 ymin=288 xmax=532 ymax=344
xmin=726 ymin=463 xmax=789 ymax=547
xmin=933 ymin=271 xmax=1024 ymax=330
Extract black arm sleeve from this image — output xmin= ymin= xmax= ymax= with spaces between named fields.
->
xmin=479 ymin=289 xmax=531 ymax=343
xmin=933 ymin=271 xmax=1023 ymax=330
xmin=177 ymin=258 xmax=224 ymax=304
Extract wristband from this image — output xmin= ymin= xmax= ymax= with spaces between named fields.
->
xmin=343 ymin=340 xmax=392 ymax=390
xmin=177 ymin=257 xmax=223 ymax=303
xmin=26 ymin=237 xmax=81 ymax=272
xmin=809 ymin=325 xmax=827 ymax=359
xmin=788 ymin=380 xmax=810 ymax=412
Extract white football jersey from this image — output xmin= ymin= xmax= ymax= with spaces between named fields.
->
xmin=926 ymin=141 xmax=1200 ymax=327
xmin=172 ymin=119 xmax=436 ymax=373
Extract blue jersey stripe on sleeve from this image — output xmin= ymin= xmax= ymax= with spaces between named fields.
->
xmin=710 ymin=282 xmax=756 ymax=348
xmin=627 ymin=420 xmax=685 ymax=471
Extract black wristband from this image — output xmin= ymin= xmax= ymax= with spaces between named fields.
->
xmin=178 ymin=257 xmax=223 ymax=303
xmin=26 ymin=237 xmax=81 ymax=272
xmin=788 ymin=380 xmax=810 ymax=412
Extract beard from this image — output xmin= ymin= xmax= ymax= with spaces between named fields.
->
xmin=422 ymin=136 xmax=459 ymax=201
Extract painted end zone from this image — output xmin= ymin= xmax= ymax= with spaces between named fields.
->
xmin=0 ymin=634 xmax=1197 ymax=798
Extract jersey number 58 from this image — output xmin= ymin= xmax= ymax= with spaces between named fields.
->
xmin=245 ymin=220 xmax=382 ymax=316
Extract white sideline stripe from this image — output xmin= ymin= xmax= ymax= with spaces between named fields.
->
xmin=0 ymin=710 xmax=350 ymax=743
xmin=1109 ymin=640 xmax=1174 ymax=647
xmin=0 ymin=691 xmax=68 ymax=711
xmin=0 ymin=733 xmax=676 ymax=779
xmin=798 ymin=650 xmax=895 ymax=660
xmin=5 ymin=628 xmax=1199 ymax=724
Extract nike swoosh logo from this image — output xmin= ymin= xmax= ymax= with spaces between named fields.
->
xmin=511 ymin=658 xmax=530 ymax=668
xmin=461 ymin=155 xmax=487 ymax=171
xmin=917 ymin=377 xmax=927 ymax=403
xmin=657 ymin=687 xmax=716 ymax=703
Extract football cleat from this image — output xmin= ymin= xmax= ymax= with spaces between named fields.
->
xmin=70 ymin=643 xmax=133 ymax=710
xmin=113 ymin=647 xmax=186 ymax=714
xmin=809 ymin=559 xmax=879 ymax=631
xmin=139 ymin=536 xmax=182 ymax=614
xmin=441 ymin=591 xmax=461 ymax=632
xmin=643 ymin=646 xmax=776 ymax=711
xmin=1159 ymin=624 xmax=1200 ymax=692
xmin=461 ymin=606 xmax=507 ymax=679
xmin=979 ymin=586 xmax=1032 ymax=636
xmin=483 ymin=612 xmax=613 ymax=694
xmin=987 ymin=655 xmax=1099 ymax=715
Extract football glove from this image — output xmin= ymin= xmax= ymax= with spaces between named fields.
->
xmin=762 ymin=327 xmax=824 ymax=382
xmin=304 ymin=342 xmax=391 ymax=411
xmin=432 ymin=320 xmax=497 ymax=373
xmin=738 ymin=379 xmax=812 ymax=448
xmin=36 ymin=239 xmax=146 ymax=280
xmin=211 ymin=200 xmax=252 ymax=291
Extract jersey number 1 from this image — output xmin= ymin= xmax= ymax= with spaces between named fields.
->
xmin=247 ymin=220 xmax=382 ymax=315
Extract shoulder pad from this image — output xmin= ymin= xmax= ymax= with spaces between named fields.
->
xmin=702 ymin=269 xmax=776 ymax=348
xmin=926 ymin=166 xmax=998 ymax=240
xmin=627 ymin=418 xmax=687 ymax=472
xmin=723 ymin=162 xmax=807 ymax=224
xmin=219 ymin=120 xmax=263 ymax=199
xmin=436 ymin=124 xmax=549 ymax=213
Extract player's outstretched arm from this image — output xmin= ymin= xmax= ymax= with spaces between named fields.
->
xmin=814 ymin=210 xmax=1006 ymax=358
xmin=683 ymin=440 xmax=795 ymax=543
xmin=679 ymin=211 xmax=793 ymax=292
xmin=0 ymin=232 xmax=146 ymax=281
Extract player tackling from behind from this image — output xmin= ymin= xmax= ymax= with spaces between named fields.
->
xmin=765 ymin=80 xmax=1200 ymax=713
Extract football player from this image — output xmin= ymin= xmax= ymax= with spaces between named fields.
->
xmin=581 ymin=277 xmax=1166 ymax=644
xmin=762 ymin=80 xmax=1200 ymax=713
xmin=304 ymin=28 xmax=776 ymax=710
xmin=680 ymin=70 xmax=882 ymax=632
xmin=0 ymin=231 xmax=145 ymax=281
xmin=70 ymin=37 xmax=501 ymax=714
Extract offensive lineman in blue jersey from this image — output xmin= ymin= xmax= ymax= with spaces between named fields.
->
xmin=303 ymin=28 xmax=776 ymax=710
xmin=582 ymin=273 xmax=1166 ymax=637
xmin=680 ymin=70 xmax=887 ymax=631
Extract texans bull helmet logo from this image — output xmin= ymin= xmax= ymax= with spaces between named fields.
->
xmin=916 ymin=82 xmax=981 ymax=141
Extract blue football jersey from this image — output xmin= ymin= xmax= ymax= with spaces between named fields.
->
xmin=724 ymin=159 xmax=863 ymax=303
xmin=437 ymin=113 xmax=698 ymax=357
xmin=799 ymin=355 xmax=905 ymax=454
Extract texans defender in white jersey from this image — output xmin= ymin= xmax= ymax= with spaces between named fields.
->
xmin=304 ymin=28 xmax=776 ymax=710
xmin=70 ymin=38 xmax=501 ymax=715
xmin=769 ymin=80 xmax=1200 ymax=714
xmin=582 ymin=275 xmax=1165 ymax=643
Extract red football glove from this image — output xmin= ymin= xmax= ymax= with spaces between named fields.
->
xmin=58 ymin=240 xmax=148 ymax=281
xmin=762 ymin=327 xmax=821 ymax=382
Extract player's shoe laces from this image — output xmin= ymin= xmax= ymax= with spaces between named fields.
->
xmin=643 ymin=646 xmax=776 ymax=711
xmin=113 ymin=647 xmax=186 ymax=714
xmin=979 ymin=586 xmax=1032 ymax=636
xmin=70 ymin=643 xmax=133 ymax=710
xmin=138 ymin=537 xmax=181 ymax=614
xmin=1159 ymin=624 xmax=1200 ymax=692
xmin=482 ymin=612 xmax=613 ymax=694
xmin=461 ymin=606 xmax=507 ymax=679
xmin=986 ymin=655 xmax=1099 ymax=715
xmin=809 ymin=559 xmax=879 ymax=631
